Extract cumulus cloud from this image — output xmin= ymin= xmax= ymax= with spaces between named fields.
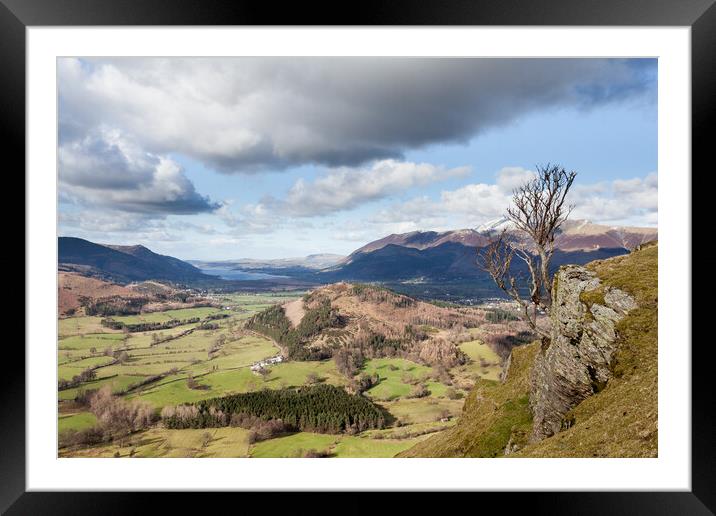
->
xmin=56 ymin=57 xmax=656 ymax=254
xmin=59 ymin=57 xmax=656 ymax=173
xmin=276 ymin=160 xmax=469 ymax=217
xmin=60 ymin=210 xmax=152 ymax=233
xmin=212 ymin=159 xmax=469 ymax=231
xmin=569 ymin=172 xmax=657 ymax=226
xmin=372 ymin=166 xmax=531 ymax=226
xmin=359 ymin=169 xmax=658 ymax=234
xmin=496 ymin=166 xmax=537 ymax=193
xmin=59 ymin=129 xmax=218 ymax=215
xmin=59 ymin=210 xmax=183 ymax=242
xmin=215 ymin=200 xmax=282 ymax=234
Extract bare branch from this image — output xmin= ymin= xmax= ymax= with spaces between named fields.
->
xmin=478 ymin=164 xmax=577 ymax=339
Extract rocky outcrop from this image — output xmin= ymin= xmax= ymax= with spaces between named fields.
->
xmin=530 ymin=265 xmax=637 ymax=441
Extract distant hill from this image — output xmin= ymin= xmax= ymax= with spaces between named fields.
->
xmin=245 ymin=282 xmax=484 ymax=365
xmin=312 ymin=220 xmax=657 ymax=298
xmin=59 ymin=219 xmax=657 ymax=301
xmin=549 ymin=219 xmax=658 ymax=251
xmin=327 ymin=242 xmax=630 ymax=282
xmin=190 ymin=253 xmax=345 ymax=272
xmin=346 ymin=228 xmax=489 ymax=257
xmin=58 ymin=237 xmax=212 ymax=285
xmin=58 ymin=272 xmax=142 ymax=316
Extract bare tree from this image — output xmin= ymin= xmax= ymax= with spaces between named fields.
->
xmin=115 ymin=350 xmax=130 ymax=364
xmin=479 ymin=164 xmax=576 ymax=339
xmin=257 ymin=366 xmax=270 ymax=382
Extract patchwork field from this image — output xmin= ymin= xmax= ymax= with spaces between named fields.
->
xmin=58 ymin=290 xmax=503 ymax=458
xmin=58 ymin=412 xmax=97 ymax=433
xmin=59 ymin=316 xmax=122 ymax=337
xmin=59 ymin=374 xmax=151 ymax=401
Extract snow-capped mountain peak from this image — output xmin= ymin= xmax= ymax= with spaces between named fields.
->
xmin=475 ymin=217 xmax=514 ymax=234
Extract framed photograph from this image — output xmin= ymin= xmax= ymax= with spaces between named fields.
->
xmin=7 ymin=0 xmax=710 ymax=512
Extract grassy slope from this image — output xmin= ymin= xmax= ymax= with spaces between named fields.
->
xmin=59 ymin=427 xmax=253 ymax=458
xmin=362 ymin=358 xmax=433 ymax=400
xmin=58 ymin=412 xmax=97 ymax=433
xmin=515 ymin=243 xmax=658 ymax=457
xmin=249 ymin=431 xmax=425 ymax=458
xmin=456 ymin=339 xmax=502 ymax=382
xmin=399 ymin=343 xmax=537 ymax=457
xmin=401 ymin=243 xmax=657 ymax=458
xmin=380 ymin=398 xmax=464 ymax=425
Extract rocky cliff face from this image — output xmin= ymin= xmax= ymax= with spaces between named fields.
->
xmin=530 ymin=265 xmax=637 ymax=441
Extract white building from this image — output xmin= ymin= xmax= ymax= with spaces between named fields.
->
xmin=250 ymin=355 xmax=284 ymax=372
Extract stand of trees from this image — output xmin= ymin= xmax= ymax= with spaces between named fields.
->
xmin=59 ymin=386 xmax=156 ymax=448
xmin=58 ymin=367 xmax=98 ymax=391
xmin=82 ymin=296 xmax=149 ymax=317
xmin=150 ymin=328 xmax=195 ymax=346
xmin=101 ymin=316 xmax=201 ymax=333
xmin=228 ymin=413 xmax=289 ymax=443
xmin=351 ymin=283 xmax=416 ymax=308
xmin=245 ymin=297 xmax=342 ymax=360
xmin=161 ymin=384 xmax=387 ymax=434
xmin=485 ymin=308 xmax=520 ymax=323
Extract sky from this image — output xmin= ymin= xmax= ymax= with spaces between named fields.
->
xmin=57 ymin=57 xmax=657 ymax=260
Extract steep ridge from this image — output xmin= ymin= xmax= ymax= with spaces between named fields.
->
xmin=347 ymin=229 xmax=489 ymax=256
xmin=59 ymin=237 xmax=210 ymax=284
xmin=346 ymin=219 xmax=657 ymax=260
xmin=400 ymin=242 xmax=657 ymax=457
xmin=554 ymin=220 xmax=658 ymax=251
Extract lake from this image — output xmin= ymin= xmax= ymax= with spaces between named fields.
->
xmin=195 ymin=266 xmax=290 ymax=281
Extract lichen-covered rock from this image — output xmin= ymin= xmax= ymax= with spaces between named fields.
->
xmin=530 ymin=265 xmax=636 ymax=441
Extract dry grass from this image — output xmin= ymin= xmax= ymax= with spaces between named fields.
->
xmin=283 ymin=298 xmax=306 ymax=327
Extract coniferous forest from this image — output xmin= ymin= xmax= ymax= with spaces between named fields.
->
xmin=162 ymin=384 xmax=387 ymax=434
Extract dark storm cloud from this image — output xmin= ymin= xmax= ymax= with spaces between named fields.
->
xmin=59 ymin=128 xmax=219 ymax=215
xmin=58 ymin=57 xmax=657 ymax=174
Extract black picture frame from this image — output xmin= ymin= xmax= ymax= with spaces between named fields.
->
xmin=5 ymin=0 xmax=711 ymax=513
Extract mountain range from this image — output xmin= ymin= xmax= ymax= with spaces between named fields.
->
xmin=240 ymin=219 xmax=658 ymax=295
xmin=344 ymin=218 xmax=657 ymax=257
xmin=59 ymin=219 xmax=657 ymax=300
